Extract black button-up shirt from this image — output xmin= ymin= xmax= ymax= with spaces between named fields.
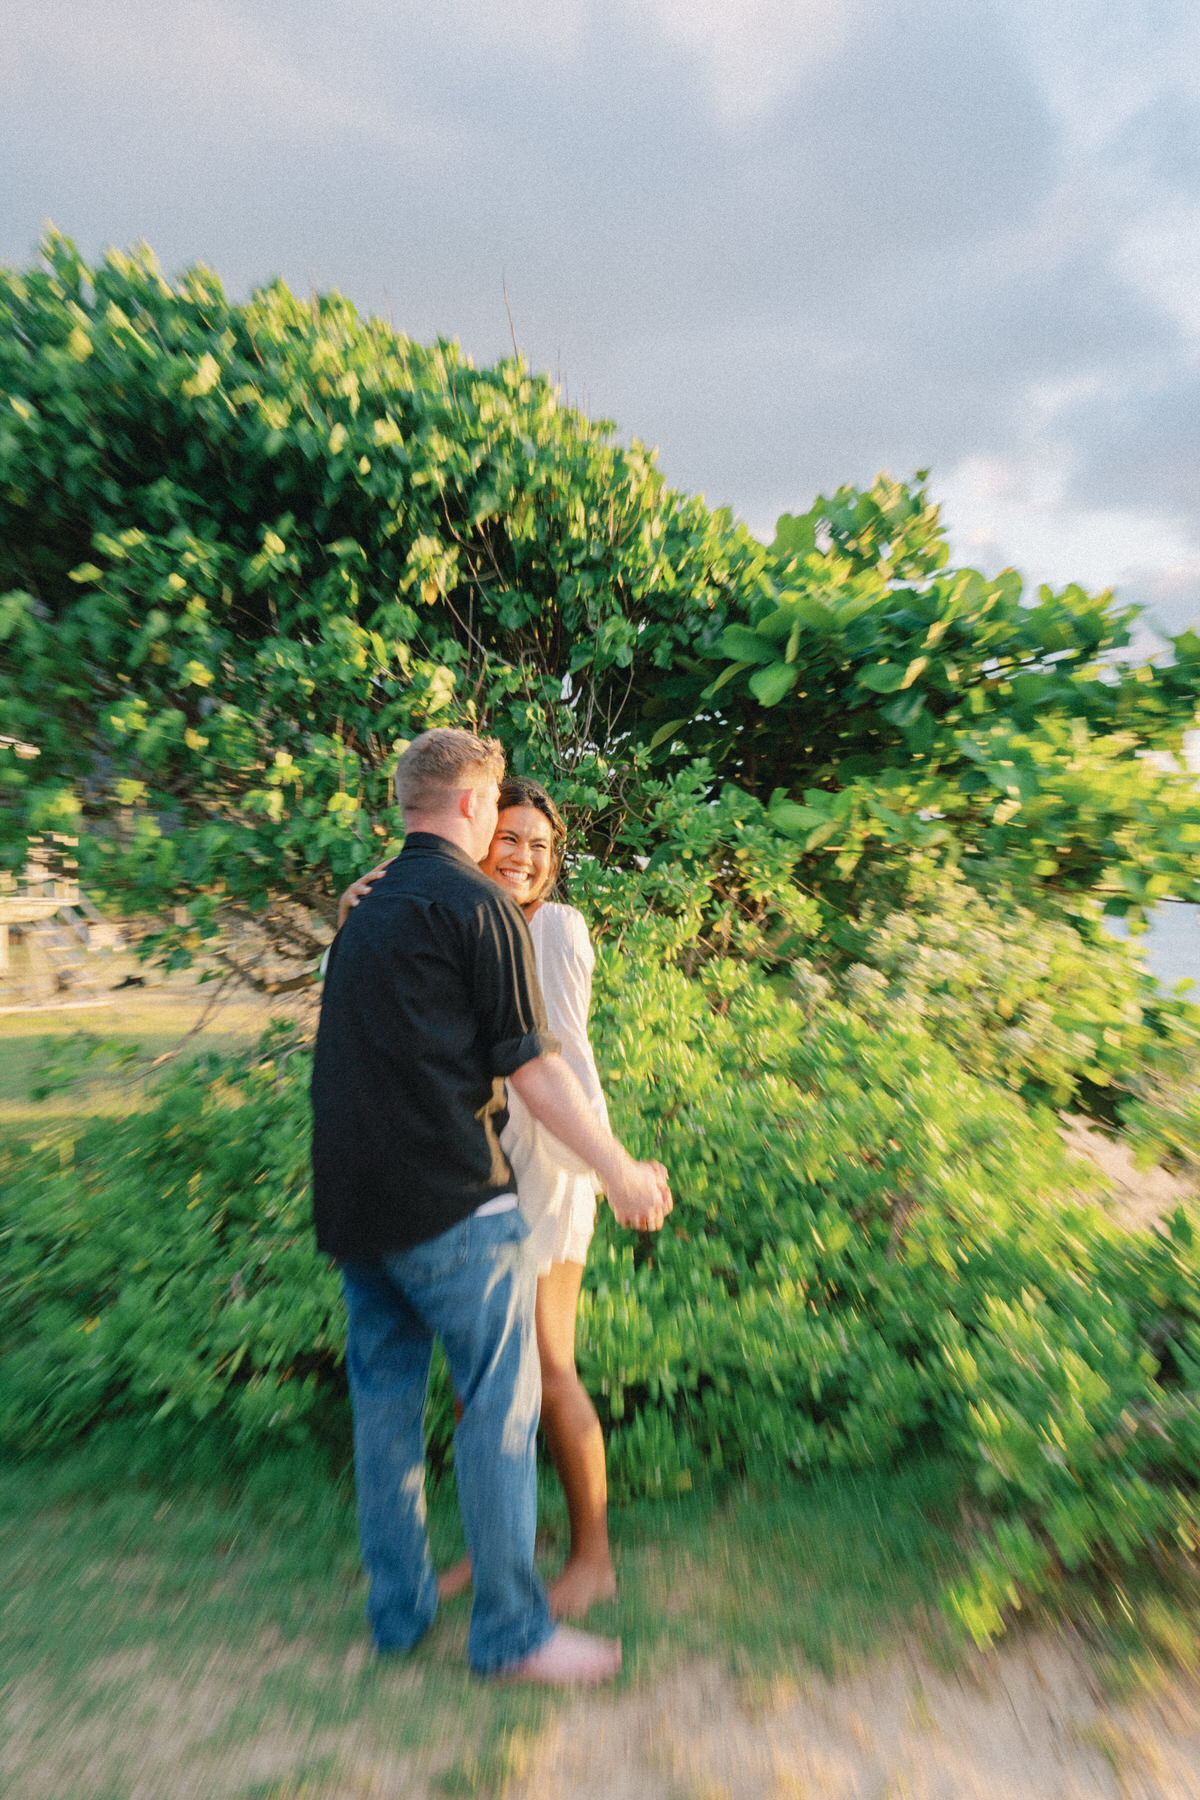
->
xmin=311 ymin=833 xmax=559 ymax=1259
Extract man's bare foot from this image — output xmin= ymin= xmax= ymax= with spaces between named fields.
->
xmin=437 ymin=1555 xmax=473 ymax=1601
xmin=548 ymin=1557 xmax=617 ymax=1619
xmin=495 ymin=1625 xmax=621 ymax=1687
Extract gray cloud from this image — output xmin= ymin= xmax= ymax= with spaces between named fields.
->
xmin=0 ymin=0 xmax=1197 ymax=632
xmin=1112 ymin=567 xmax=1200 ymax=643
xmin=2 ymin=0 xmax=1057 ymax=337
xmin=1114 ymin=90 xmax=1200 ymax=196
xmin=1063 ymin=376 xmax=1200 ymax=517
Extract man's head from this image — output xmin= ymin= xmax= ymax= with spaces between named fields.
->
xmin=393 ymin=729 xmax=504 ymax=860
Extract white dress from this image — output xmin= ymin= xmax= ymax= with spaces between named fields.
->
xmin=502 ymin=902 xmax=609 ymax=1273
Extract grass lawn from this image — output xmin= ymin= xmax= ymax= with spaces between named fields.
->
xmin=0 ymin=1433 xmax=965 ymax=1800
xmin=0 ymin=978 xmax=302 ymax=1134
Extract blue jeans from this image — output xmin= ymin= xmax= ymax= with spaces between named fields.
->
xmin=340 ymin=1208 xmax=554 ymax=1673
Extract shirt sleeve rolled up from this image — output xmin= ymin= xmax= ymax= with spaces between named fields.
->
xmin=470 ymin=892 xmax=561 ymax=1077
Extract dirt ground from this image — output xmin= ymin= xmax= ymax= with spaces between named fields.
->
xmin=9 ymin=1634 xmax=1200 ymax=1800
xmin=1059 ymin=1112 xmax=1197 ymax=1232
xmin=497 ymin=1642 xmax=1200 ymax=1800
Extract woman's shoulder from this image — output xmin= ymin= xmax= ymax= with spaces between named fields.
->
xmin=531 ymin=902 xmax=594 ymax=961
xmin=536 ymin=900 xmax=591 ymax=933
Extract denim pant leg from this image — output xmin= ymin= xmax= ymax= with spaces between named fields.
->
xmin=430 ymin=1211 xmax=554 ymax=1673
xmin=341 ymin=1260 xmax=440 ymax=1654
xmin=343 ymin=1211 xmax=553 ymax=1672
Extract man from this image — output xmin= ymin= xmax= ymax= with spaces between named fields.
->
xmin=311 ymin=728 xmax=670 ymax=1685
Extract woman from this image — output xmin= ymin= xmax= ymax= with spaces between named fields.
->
xmin=338 ymin=777 xmax=616 ymax=1619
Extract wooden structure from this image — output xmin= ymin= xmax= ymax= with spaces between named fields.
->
xmin=0 ymin=850 xmax=123 ymax=1007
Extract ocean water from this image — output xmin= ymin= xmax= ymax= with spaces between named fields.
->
xmin=1107 ymin=902 xmax=1200 ymax=994
xmin=1103 ymin=737 xmax=1200 ymax=993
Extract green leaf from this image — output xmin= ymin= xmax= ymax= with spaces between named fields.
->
xmin=648 ymin=718 xmax=689 ymax=751
xmin=901 ymin=707 xmax=937 ymax=752
xmin=749 ymin=662 xmax=799 ymax=707
xmin=881 ymin=691 xmax=926 ymax=730
xmin=768 ymin=799 xmax=825 ymax=835
xmin=754 ymin=605 xmax=801 ymax=642
xmin=700 ymin=661 xmax=752 ymax=699
xmin=787 ymin=594 xmax=837 ymax=630
xmin=984 ymin=761 xmax=1039 ymax=803
xmin=470 ymin=489 xmax=500 ymax=524
xmin=770 ymin=511 xmax=817 ymax=559
xmin=716 ymin=625 xmax=778 ymax=666
xmin=857 ymin=663 xmax=907 ymax=694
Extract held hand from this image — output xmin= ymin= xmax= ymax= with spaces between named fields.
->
xmin=336 ymin=862 xmax=391 ymax=931
xmin=607 ymin=1154 xmax=673 ymax=1233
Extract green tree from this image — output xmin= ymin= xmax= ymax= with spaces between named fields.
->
xmin=5 ymin=237 xmax=1200 ymax=1647
xmin=2 ymin=233 xmax=1198 ymax=982
xmin=651 ymin=476 xmax=1200 ymax=922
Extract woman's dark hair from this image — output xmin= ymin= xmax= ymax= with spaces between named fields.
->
xmin=496 ymin=776 xmax=567 ymax=899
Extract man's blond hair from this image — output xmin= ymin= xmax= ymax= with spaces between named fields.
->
xmin=393 ymin=729 xmax=505 ymax=821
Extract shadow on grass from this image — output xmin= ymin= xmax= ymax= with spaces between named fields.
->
xmin=1 ymin=1427 xmax=967 ymax=1674
xmin=0 ymin=1424 xmax=970 ymax=1799
xmin=9 ymin=1425 xmax=1200 ymax=1798
xmin=608 ymin=1457 xmax=966 ymax=1678
xmin=0 ymin=1427 xmax=555 ymax=1799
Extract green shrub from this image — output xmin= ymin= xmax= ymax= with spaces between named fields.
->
xmin=840 ymin=859 xmax=1185 ymax=1106
xmin=0 ymin=1027 xmax=347 ymax=1457
xmin=936 ymin=1213 xmax=1200 ymax=1641
xmin=1120 ymin=1006 xmax=1200 ymax=1177
xmin=584 ymin=928 xmax=1072 ymax=1483
xmin=4 ymin=909 xmax=1198 ymax=1644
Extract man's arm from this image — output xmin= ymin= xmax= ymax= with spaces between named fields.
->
xmin=508 ymin=1053 xmax=671 ymax=1232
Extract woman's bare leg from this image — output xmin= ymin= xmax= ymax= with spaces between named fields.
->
xmin=438 ymin=1262 xmax=614 ymax=1614
xmin=537 ymin=1259 xmax=616 ymax=1619
xmin=437 ymin=1398 xmax=473 ymax=1599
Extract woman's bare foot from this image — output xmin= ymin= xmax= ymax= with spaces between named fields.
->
xmin=495 ymin=1625 xmax=621 ymax=1686
xmin=548 ymin=1556 xmax=617 ymax=1619
xmin=437 ymin=1555 xmax=473 ymax=1601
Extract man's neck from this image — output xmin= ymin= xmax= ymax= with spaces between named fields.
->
xmin=403 ymin=815 xmax=478 ymax=858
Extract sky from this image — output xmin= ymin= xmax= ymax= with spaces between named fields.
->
xmin=3 ymin=0 xmax=1200 ymax=650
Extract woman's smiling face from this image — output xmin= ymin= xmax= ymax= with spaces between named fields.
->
xmin=479 ymin=804 xmax=556 ymax=912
